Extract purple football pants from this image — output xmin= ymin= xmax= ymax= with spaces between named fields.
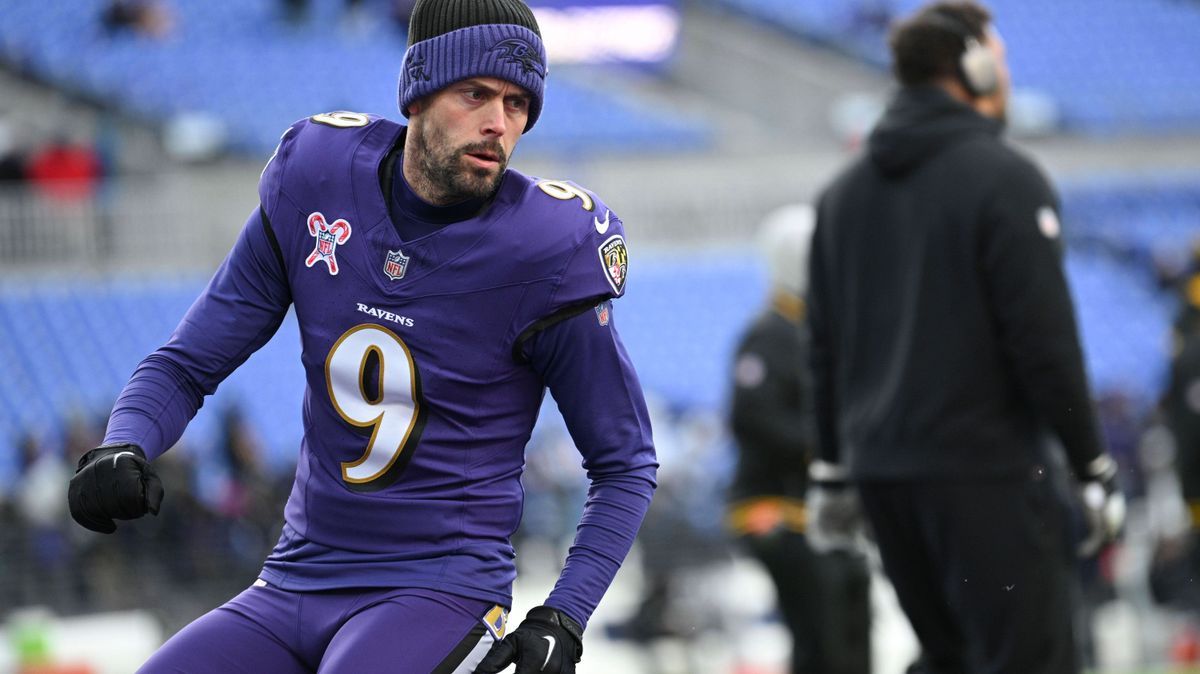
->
xmin=137 ymin=581 xmax=501 ymax=674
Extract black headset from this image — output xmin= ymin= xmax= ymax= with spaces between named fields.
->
xmin=921 ymin=10 xmax=999 ymax=98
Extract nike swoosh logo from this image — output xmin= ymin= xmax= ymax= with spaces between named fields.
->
xmin=594 ymin=209 xmax=610 ymax=234
xmin=112 ymin=451 xmax=136 ymax=468
xmin=541 ymin=635 xmax=556 ymax=670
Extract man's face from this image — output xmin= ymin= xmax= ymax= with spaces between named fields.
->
xmin=982 ymin=27 xmax=1011 ymax=122
xmin=405 ymin=77 xmax=531 ymax=205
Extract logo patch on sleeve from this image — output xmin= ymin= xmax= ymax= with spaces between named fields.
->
xmin=734 ymin=353 xmax=767 ymax=388
xmin=1037 ymin=206 xmax=1061 ymax=239
xmin=482 ymin=605 xmax=509 ymax=640
xmin=598 ymin=235 xmax=628 ymax=295
xmin=595 ymin=300 xmax=611 ymax=326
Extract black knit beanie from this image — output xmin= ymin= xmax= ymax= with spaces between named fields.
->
xmin=408 ymin=0 xmax=540 ymax=43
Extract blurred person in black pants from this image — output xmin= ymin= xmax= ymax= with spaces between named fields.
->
xmin=727 ymin=204 xmax=870 ymax=674
xmin=1174 ymin=243 xmax=1200 ymax=338
xmin=1164 ymin=301 xmax=1200 ymax=588
xmin=1170 ymin=256 xmax=1200 ymax=484
xmin=806 ymin=3 xmax=1125 ymax=673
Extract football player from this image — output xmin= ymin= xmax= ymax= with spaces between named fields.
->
xmin=66 ymin=0 xmax=658 ymax=672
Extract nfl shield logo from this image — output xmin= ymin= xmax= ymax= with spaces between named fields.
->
xmin=317 ymin=231 xmax=336 ymax=256
xmin=595 ymin=301 xmax=610 ymax=326
xmin=384 ymin=249 xmax=409 ymax=280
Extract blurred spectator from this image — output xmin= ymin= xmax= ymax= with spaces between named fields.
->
xmin=100 ymin=0 xmax=174 ymax=39
xmin=214 ymin=406 xmax=265 ymax=520
xmin=280 ymin=0 xmax=370 ymax=26
xmin=1097 ymin=388 xmax=1149 ymax=500
xmin=26 ymin=136 xmax=102 ymax=201
xmin=1156 ymin=314 xmax=1200 ymax=604
xmin=0 ymin=116 xmax=27 ymax=183
xmin=213 ymin=406 xmax=280 ymax=573
xmin=12 ymin=432 xmax=73 ymax=611
xmin=605 ymin=405 xmax=731 ymax=670
xmin=726 ymin=203 xmax=870 ymax=674
xmin=514 ymin=421 xmax=588 ymax=568
xmin=1176 ymin=241 xmax=1200 ymax=339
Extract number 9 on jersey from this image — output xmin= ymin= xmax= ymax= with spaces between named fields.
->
xmin=325 ymin=324 xmax=426 ymax=491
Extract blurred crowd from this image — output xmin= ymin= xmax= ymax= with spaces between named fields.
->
xmin=0 ymin=408 xmax=291 ymax=636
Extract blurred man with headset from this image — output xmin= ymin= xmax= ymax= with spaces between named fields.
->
xmin=806 ymin=2 xmax=1125 ymax=672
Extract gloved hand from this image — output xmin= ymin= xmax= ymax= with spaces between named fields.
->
xmin=475 ymin=605 xmax=583 ymax=674
xmin=68 ymin=443 xmax=164 ymax=534
xmin=806 ymin=459 xmax=863 ymax=553
xmin=1077 ymin=454 xmax=1125 ymax=558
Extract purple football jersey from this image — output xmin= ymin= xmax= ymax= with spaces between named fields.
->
xmin=103 ymin=113 xmax=657 ymax=627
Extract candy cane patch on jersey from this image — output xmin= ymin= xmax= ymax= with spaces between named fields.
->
xmin=306 ymin=212 xmax=352 ymax=275
xmin=598 ymin=234 xmax=628 ymax=295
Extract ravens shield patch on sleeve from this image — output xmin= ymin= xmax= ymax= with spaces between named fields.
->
xmin=598 ymin=235 xmax=628 ymax=295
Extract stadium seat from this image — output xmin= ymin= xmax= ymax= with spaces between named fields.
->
xmin=0 ymin=0 xmax=711 ymax=156
xmin=715 ymin=0 xmax=1200 ymax=133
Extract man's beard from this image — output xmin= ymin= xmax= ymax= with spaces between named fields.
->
xmin=409 ymin=120 xmax=508 ymax=204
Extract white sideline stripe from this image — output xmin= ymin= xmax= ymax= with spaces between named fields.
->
xmin=449 ymin=632 xmax=494 ymax=674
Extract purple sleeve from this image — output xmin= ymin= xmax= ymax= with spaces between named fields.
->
xmin=103 ymin=209 xmax=292 ymax=459
xmin=526 ymin=301 xmax=658 ymax=630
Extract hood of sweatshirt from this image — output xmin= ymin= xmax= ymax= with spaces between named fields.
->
xmin=867 ymin=85 xmax=1003 ymax=177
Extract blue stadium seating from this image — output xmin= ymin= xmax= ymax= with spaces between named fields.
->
xmin=1062 ymin=174 xmax=1200 ymax=258
xmin=0 ymin=0 xmax=710 ymax=156
xmin=716 ymin=0 xmax=1200 ymax=133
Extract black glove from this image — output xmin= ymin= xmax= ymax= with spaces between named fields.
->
xmin=68 ymin=443 xmax=164 ymax=534
xmin=806 ymin=459 xmax=863 ymax=553
xmin=475 ymin=606 xmax=583 ymax=674
xmin=1077 ymin=454 xmax=1125 ymax=558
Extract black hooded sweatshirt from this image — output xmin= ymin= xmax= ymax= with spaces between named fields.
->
xmin=808 ymin=86 xmax=1105 ymax=481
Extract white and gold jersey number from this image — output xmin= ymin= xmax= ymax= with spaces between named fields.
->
xmin=325 ymin=324 xmax=425 ymax=491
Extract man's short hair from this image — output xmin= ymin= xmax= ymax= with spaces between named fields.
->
xmin=888 ymin=1 xmax=992 ymax=88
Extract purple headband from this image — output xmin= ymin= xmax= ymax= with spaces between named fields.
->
xmin=398 ymin=24 xmax=548 ymax=133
